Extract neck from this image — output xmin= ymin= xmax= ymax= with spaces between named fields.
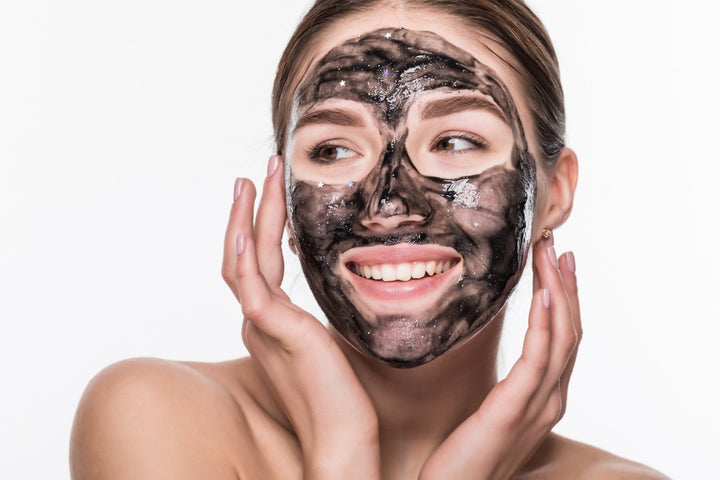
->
xmin=332 ymin=315 xmax=503 ymax=473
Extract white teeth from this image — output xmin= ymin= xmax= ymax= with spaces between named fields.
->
xmin=425 ymin=260 xmax=437 ymax=276
xmin=396 ymin=263 xmax=412 ymax=281
xmin=411 ymin=262 xmax=426 ymax=279
xmin=380 ymin=264 xmax=396 ymax=282
xmin=362 ymin=265 xmax=372 ymax=279
xmin=352 ymin=260 xmax=456 ymax=282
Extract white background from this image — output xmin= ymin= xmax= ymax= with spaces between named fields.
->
xmin=1 ymin=0 xmax=718 ymax=478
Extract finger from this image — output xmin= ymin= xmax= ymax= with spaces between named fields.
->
xmin=531 ymin=230 xmax=553 ymax=292
xmin=254 ymin=155 xmax=287 ymax=290
xmin=235 ymin=225 xmax=305 ymax=342
xmin=221 ymin=178 xmax=257 ymax=301
xmin=495 ymin=287 xmax=552 ymax=407
xmin=559 ymin=251 xmax=581 ymax=339
xmin=535 ymin=240 xmax=578 ymax=398
xmin=532 ymin=249 xmax=541 ymax=292
xmin=558 ymin=251 xmax=581 ymax=397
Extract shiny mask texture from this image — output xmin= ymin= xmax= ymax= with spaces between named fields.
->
xmin=286 ymin=29 xmax=536 ymax=367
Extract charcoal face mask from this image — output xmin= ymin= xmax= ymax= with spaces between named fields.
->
xmin=286 ymin=28 xmax=537 ymax=367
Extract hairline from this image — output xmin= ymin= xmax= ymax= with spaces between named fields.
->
xmin=280 ymin=11 xmax=535 ymax=155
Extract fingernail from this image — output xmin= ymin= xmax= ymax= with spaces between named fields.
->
xmin=234 ymin=178 xmax=243 ymax=201
xmin=566 ymin=251 xmax=576 ymax=274
xmin=266 ymin=155 xmax=280 ymax=178
xmin=543 ymin=288 xmax=551 ymax=309
xmin=236 ymin=234 xmax=245 ymax=255
xmin=547 ymin=246 xmax=558 ymax=269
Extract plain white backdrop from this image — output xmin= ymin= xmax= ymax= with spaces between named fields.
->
xmin=1 ymin=0 xmax=718 ymax=477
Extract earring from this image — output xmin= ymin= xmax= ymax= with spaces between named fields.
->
xmin=288 ymin=236 xmax=296 ymax=250
xmin=541 ymin=228 xmax=553 ymax=240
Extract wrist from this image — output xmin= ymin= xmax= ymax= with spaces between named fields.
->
xmin=304 ymin=431 xmax=380 ymax=480
xmin=305 ymin=451 xmax=380 ymax=480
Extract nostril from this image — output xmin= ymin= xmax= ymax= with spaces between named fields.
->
xmin=361 ymin=213 xmax=428 ymax=231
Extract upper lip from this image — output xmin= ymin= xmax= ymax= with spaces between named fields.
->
xmin=339 ymin=243 xmax=461 ymax=266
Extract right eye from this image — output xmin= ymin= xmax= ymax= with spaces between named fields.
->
xmin=307 ymin=143 xmax=358 ymax=163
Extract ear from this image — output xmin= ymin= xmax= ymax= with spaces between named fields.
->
xmin=285 ymin=220 xmax=298 ymax=255
xmin=537 ymin=147 xmax=578 ymax=231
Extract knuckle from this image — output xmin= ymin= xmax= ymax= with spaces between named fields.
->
xmin=575 ymin=325 xmax=584 ymax=340
xmin=490 ymin=381 xmax=526 ymax=428
xmin=562 ymin=330 xmax=579 ymax=353
xmin=541 ymin=395 xmax=563 ymax=428
xmin=221 ymin=265 xmax=235 ymax=284
xmin=491 ymin=378 xmax=511 ymax=398
xmin=241 ymin=301 xmax=265 ymax=320
xmin=539 ymin=410 xmax=556 ymax=430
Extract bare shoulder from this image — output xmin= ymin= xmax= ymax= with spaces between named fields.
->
xmin=70 ymin=357 xmax=301 ymax=480
xmin=517 ymin=433 xmax=670 ymax=480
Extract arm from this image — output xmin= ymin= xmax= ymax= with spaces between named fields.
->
xmin=69 ymin=358 xmax=244 ymax=480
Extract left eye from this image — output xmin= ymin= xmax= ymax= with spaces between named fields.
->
xmin=433 ymin=135 xmax=488 ymax=152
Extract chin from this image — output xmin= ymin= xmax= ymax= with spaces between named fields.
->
xmin=341 ymin=312 xmax=477 ymax=368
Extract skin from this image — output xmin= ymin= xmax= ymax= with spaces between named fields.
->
xmin=69 ymin=5 xmax=669 ymax=480
xmin=286 ymin=28 xmax=536 ymax=366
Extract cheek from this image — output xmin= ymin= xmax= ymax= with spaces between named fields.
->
xmin=451 ymin=208 xmax=507 ymax=241
xmin=287 ymin=180 xmax=359 ymax=254
xmin=448 ymin=169 xmax=527 ymax=238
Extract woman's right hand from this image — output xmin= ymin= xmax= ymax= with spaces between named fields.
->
xmin=221 ymin=156 xmax=380 ymax=480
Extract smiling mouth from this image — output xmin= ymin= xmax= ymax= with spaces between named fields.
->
xmin=347 ymin=259 xmax=460 ymax=282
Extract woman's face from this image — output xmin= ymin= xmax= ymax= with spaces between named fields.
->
xmin=284 ymin=10 xmax=540 ymax=367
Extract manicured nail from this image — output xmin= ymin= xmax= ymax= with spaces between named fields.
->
xmin=547 ymin=246 xmax=558 ymax=269
xmin=266 ymin=155 xmax=280 ymax=178
xmin=234 ymin=178 xmax=243 ymax=201
xmin=236 ymin=234 xmax=245 ymax=255
xmin=543 ymin=288 xmax=551 ymax=309
xmin=566 ymin=251 xmax=576 ymax=274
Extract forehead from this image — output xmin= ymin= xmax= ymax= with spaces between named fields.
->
xmin=295 ymin=29 xmax=510 ymax=124
xmin=295 ymin=7 xmax=531 ymax=121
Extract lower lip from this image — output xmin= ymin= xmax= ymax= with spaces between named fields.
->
xmin=344 ymin=265 xmax=460 ymax=302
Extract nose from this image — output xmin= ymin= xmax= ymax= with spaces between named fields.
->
xmin=363 ymin=196 xmax=428 ymax=231
xmin=360 ymin=141 xmax=431 ymax=232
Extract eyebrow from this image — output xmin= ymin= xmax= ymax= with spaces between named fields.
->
xmin=293 ymin=108 xmax=366 ymax=132
xmin=420 ymin=96 xmax=508 ymax=124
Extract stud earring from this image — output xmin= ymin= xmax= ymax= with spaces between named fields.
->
xmin=541 ymin=228 xmax=553 ymax=240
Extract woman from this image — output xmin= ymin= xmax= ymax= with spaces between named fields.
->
xmin=70 ymin=1 xmax=667 ymax=478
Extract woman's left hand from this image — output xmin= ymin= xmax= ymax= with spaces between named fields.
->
xmin=419 ymin=236 xmax=581 ymax=480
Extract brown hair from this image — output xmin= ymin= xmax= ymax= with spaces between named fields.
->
xmin=271 ymin=0 xmax=565 ymax=168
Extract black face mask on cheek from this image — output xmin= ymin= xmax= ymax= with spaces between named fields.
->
xmin=286 ymin=29 xmax=537 ymax=368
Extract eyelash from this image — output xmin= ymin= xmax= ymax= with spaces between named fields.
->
xmin=306 ymin=141 xmax=356 ymax=163
xmin=305 ymin=132 xmax=489 ymax=163
xmin=432 ymin=133 xmax=490 ymax=153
